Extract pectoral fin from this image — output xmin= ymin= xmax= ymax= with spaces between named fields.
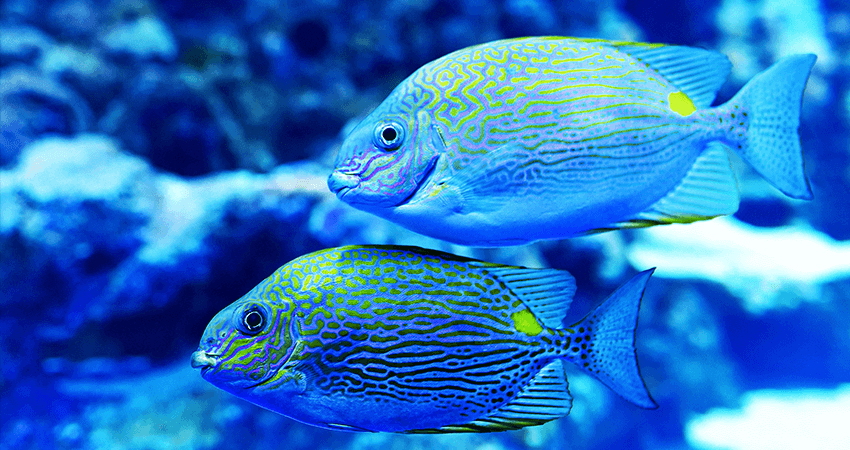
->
xmin=442 ymin=145 xmax=532 ymax=213
xmin=253 ymin=340 xmax=310 ymax=394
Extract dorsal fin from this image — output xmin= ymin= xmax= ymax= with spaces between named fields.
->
xmin=615 ymin=43 xmax=731 ymax=108
xmin=408 ymin=360 xmax=572 ymax=433
xmin=485 ymin=266 xmax=576 ymax=329
xmin=618 ymin=142 xmax=739 ymax=228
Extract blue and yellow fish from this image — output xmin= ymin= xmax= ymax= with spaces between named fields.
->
xmin=328 ymin=37 xmax=816 ymax=246
xmin=191 ymin=245 xmax=657 ymax=433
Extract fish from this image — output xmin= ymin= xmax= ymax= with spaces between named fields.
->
xmin=191 ymin=245 xmax=657 ymax=433
xmin=327 ymin=37 xmax=817 ymax=246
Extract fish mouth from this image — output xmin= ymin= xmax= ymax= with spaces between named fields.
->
xmin=191 ymin=350 xmax=219 ymax=377
xmin=327 ymin=171 xmax=360 ymax=200
xmin=396 ymin=155 xmax=439 ymax=207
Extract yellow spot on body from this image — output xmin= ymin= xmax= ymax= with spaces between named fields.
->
xmin=668 ymin=91 xmax=696 ymax=116
xmin=511 ymin=309 xmax=543 ymax=336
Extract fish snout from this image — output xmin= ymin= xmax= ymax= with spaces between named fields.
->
xmin=327 ymin=171 xmax=360 ymax=198
xmin=191 ymin=350 xmax=219 ymax=372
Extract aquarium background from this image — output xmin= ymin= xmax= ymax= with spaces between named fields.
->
xmin=2 ymin=0 xmax=849 ymax=449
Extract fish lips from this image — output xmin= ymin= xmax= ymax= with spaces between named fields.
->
xmin=191 ymin=350 xmax=219 ymax=378
xmin=327 ymin=171 xmax=360 ymax=201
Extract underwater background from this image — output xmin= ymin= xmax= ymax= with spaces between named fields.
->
xmin=1 ymin=0 xmax=849 ymax=448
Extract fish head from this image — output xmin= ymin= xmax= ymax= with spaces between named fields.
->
xmin=328 ymin=99 xmax=444 ymax=210
xmin=192 ymin=293 xmax=303 ymax=398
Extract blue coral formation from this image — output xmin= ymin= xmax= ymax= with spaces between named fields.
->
xmin=1 ymin=0 xmax=849 ymax=449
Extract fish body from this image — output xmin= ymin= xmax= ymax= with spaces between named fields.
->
xmin=192 ymin=246 xmax=657 ymax=433
xmin=328 ymin=37 xmax=816 ymax=246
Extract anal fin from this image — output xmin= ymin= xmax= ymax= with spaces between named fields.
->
xmin=409 ymin=360 xmax=572 ymax=433
xmin=620 ymin=142 xmax=740 ymax=228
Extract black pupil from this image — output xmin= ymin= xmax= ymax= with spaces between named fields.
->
xmin=381 ymin=126 xmax=397 ymax=143
xmin=245 ymin=311 xmax=263 ymax=330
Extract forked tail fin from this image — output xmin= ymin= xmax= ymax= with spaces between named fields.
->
xmin=728 ymin=54 xmax=817 ymax=200
xmin=567 ymin=269 xmax=658 ymax=409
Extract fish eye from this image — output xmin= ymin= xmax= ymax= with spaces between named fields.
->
xmin=373 ymin=121 xmax=405 ymax=150
xmin=241 ymin=306 xmax=265 ymax=335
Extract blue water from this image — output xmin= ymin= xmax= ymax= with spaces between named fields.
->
xmin=2 ymin=1 xmax=849 ymax=449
